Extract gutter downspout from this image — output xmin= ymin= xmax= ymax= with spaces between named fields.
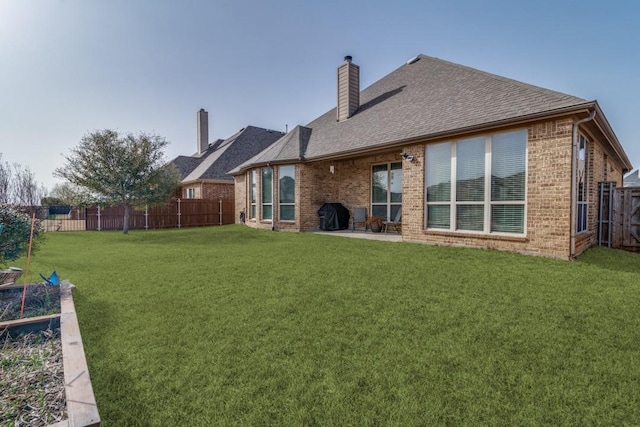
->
xmin=570 ymin=110 xmax=596 ymax=258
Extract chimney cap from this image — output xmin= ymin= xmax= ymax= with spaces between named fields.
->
xmin=199 ymin=108 xmax=206 ymax=112
xmin=344 ymin=55 xmax=352 ymax=62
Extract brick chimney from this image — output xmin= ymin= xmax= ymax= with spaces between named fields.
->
xmin=336 ymin=55 xmax=360 ymax=122
xmin=197 ymin=108 xmax=209 ymax=156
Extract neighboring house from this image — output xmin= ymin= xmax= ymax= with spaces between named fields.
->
xmin=171 ymin=109 xmax=284 ymax=200
xmin=231 ymin=55 xmax=633 ymax=259
xmin=624 ymin=169 xmax=640 ymax=187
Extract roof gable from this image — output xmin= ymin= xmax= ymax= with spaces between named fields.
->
xmin=172 ymin=126 xmax=284 ymax=182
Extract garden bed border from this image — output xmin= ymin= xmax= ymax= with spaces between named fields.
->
xmin=59 ymin=280 xmax=101 ymax=427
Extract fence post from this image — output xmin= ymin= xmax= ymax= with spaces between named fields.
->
xmin=145 ymin=205 xmax=149 ymax=230
xmin=177 ymin=199 xmax=181 ymax=228
xmin=97 ymin=205 xmax=101 ymax=231
xmin=219 ymin=199 xmax=223 ymax=225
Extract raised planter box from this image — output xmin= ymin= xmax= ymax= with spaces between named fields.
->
xmin=0 ymin=281 xmax=101 ymax=427
xmin=0 ymin=267 xmax=23 ymax=288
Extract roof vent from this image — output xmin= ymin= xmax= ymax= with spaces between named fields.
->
xmin=406 ymin=55 xmax=420 ymax=65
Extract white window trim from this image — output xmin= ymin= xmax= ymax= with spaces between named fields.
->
xmin=425 ymin=130 xmax=528 ymax=236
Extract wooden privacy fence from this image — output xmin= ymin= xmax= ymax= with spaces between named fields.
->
xmin=36 ymin=199 xmax=235 ymax=231
xmin=86 ymin=199 xmax=235 ymax=230
xmin=598 ymin=183 xmax=640 ymax=252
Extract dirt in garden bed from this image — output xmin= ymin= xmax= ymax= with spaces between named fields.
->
xmin=0 ymin=283 xmax=61 ymax=322
xmin=0 ymin=328 xmax=67 ymax=427
xmin=1 ymin=284 xmax=66 ymax=426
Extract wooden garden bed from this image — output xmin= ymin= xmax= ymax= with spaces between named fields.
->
xmin=0 ymin=281 xmax=101 ymax=427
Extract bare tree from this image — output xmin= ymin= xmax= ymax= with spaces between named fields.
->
xmin=0 ymin=155 xmax=11 ymax=204
xmin=0 ymin=154 xmax=47 ymax=206
xmin=12 ymin=164 xmax=47 ymax=207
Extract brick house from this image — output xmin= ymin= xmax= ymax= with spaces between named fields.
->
xmin=171 ymin=109 xmax=284 ymax=201
xmin=231 ymin=55 xmax=633 ymax=259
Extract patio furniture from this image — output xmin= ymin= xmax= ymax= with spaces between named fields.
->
xmin=352 ymin=206 xmax=367 ymax=231
xmin=383 ymin=209 xmax=402 ymax=234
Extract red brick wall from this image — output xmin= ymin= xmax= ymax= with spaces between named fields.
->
xmin=234 ymin=174 xmax=247 ymax=224
xmin=182 ymin=182 xmax=234 ymax=202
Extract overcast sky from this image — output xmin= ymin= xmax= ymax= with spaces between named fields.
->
xmin=1 ymin=0 xmax=638 ymax=192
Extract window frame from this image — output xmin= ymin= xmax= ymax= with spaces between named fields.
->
xmin=185 ymin=188 xmax=196 ymax=199
xmin=249 ymin=170 xmax=257 ymax=220
xmin=425 ymin=129 xmax=528 ymax=236
xmin=576 ymin=134 xmax=588 ymax=234
xmin=371 ymin=162 xmax=402 ymax=221
xmin=261 ymin=167 xmax=273 ymax=221
xmin=278 ymin=165 xmax=295 ymax=222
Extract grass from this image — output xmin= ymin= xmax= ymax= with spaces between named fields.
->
xmin=10 ymin=225 xmax=640 ymax=426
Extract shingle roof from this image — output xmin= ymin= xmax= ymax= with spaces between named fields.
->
xmin=171 ymin=126 xmax=284 ymax=182
xmin=624 ymin=169 xmax=640 ymax=187
xmin=232 ymin=54 xmax=593 ymax=173
xmin=172 ymin=155 xmax=206 ymax=179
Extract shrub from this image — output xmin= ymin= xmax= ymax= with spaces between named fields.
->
xmin=0 ymin=203 xmax=44 ymax=267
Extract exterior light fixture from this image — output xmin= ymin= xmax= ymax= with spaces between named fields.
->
xmin=401 ymin=153 xmax=414 ymax=162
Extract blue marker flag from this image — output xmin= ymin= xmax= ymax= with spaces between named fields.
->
xmin=40 ymin=271 xmax=60 ymax=286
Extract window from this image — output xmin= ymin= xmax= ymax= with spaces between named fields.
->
xmin=249 ymin=170 xmax=257 ymax=219
xmin=456 ymin=137 xmax=485 ymax=231
xmin=279 ymin=165 xmax=295 ymax=221
xmin=426 ymin=129 xmax=527 ymax=234
xmin=372 ymin=162 xmax=402 ymax=220
xmin=185 ymin=188 xmax=196 ymax=199
xmin=577 ymin=135 xmax=588 ymax=233
xmin=261 ymin=167 xmax=273 ymax=220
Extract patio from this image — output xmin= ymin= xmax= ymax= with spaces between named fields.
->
xmin=313 ymin=229 xmax=402 ymax=242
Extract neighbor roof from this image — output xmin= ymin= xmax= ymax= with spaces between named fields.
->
xmin=232 ymin=54 xmax=610 ymax=173
xmin=171 ymin=126 xmax=284 ymax=182
xmin=624 ymin=169 xmax=640 ymax=187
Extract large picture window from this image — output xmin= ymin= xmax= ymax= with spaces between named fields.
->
xmin=426 ymin=129 xmax=527 ymax=234
xmin=279 ymin=165 xmax=295 ymax=221
xmin=576 ymin=135 xmax=588 ymax=233
xmin=261 ymin=168 xmax=273 ymax=221
xmin=372 ymin=162 xmax=402 ymax=221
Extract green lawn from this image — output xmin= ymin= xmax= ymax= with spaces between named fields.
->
xmin=12 ymin=226 xmax=640 ymax=426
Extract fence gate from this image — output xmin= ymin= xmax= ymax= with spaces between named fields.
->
xmin=620 ymin=187 xmax=640 ymax=250
xmin=599 ymin=183 xmax=640 ymax=252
